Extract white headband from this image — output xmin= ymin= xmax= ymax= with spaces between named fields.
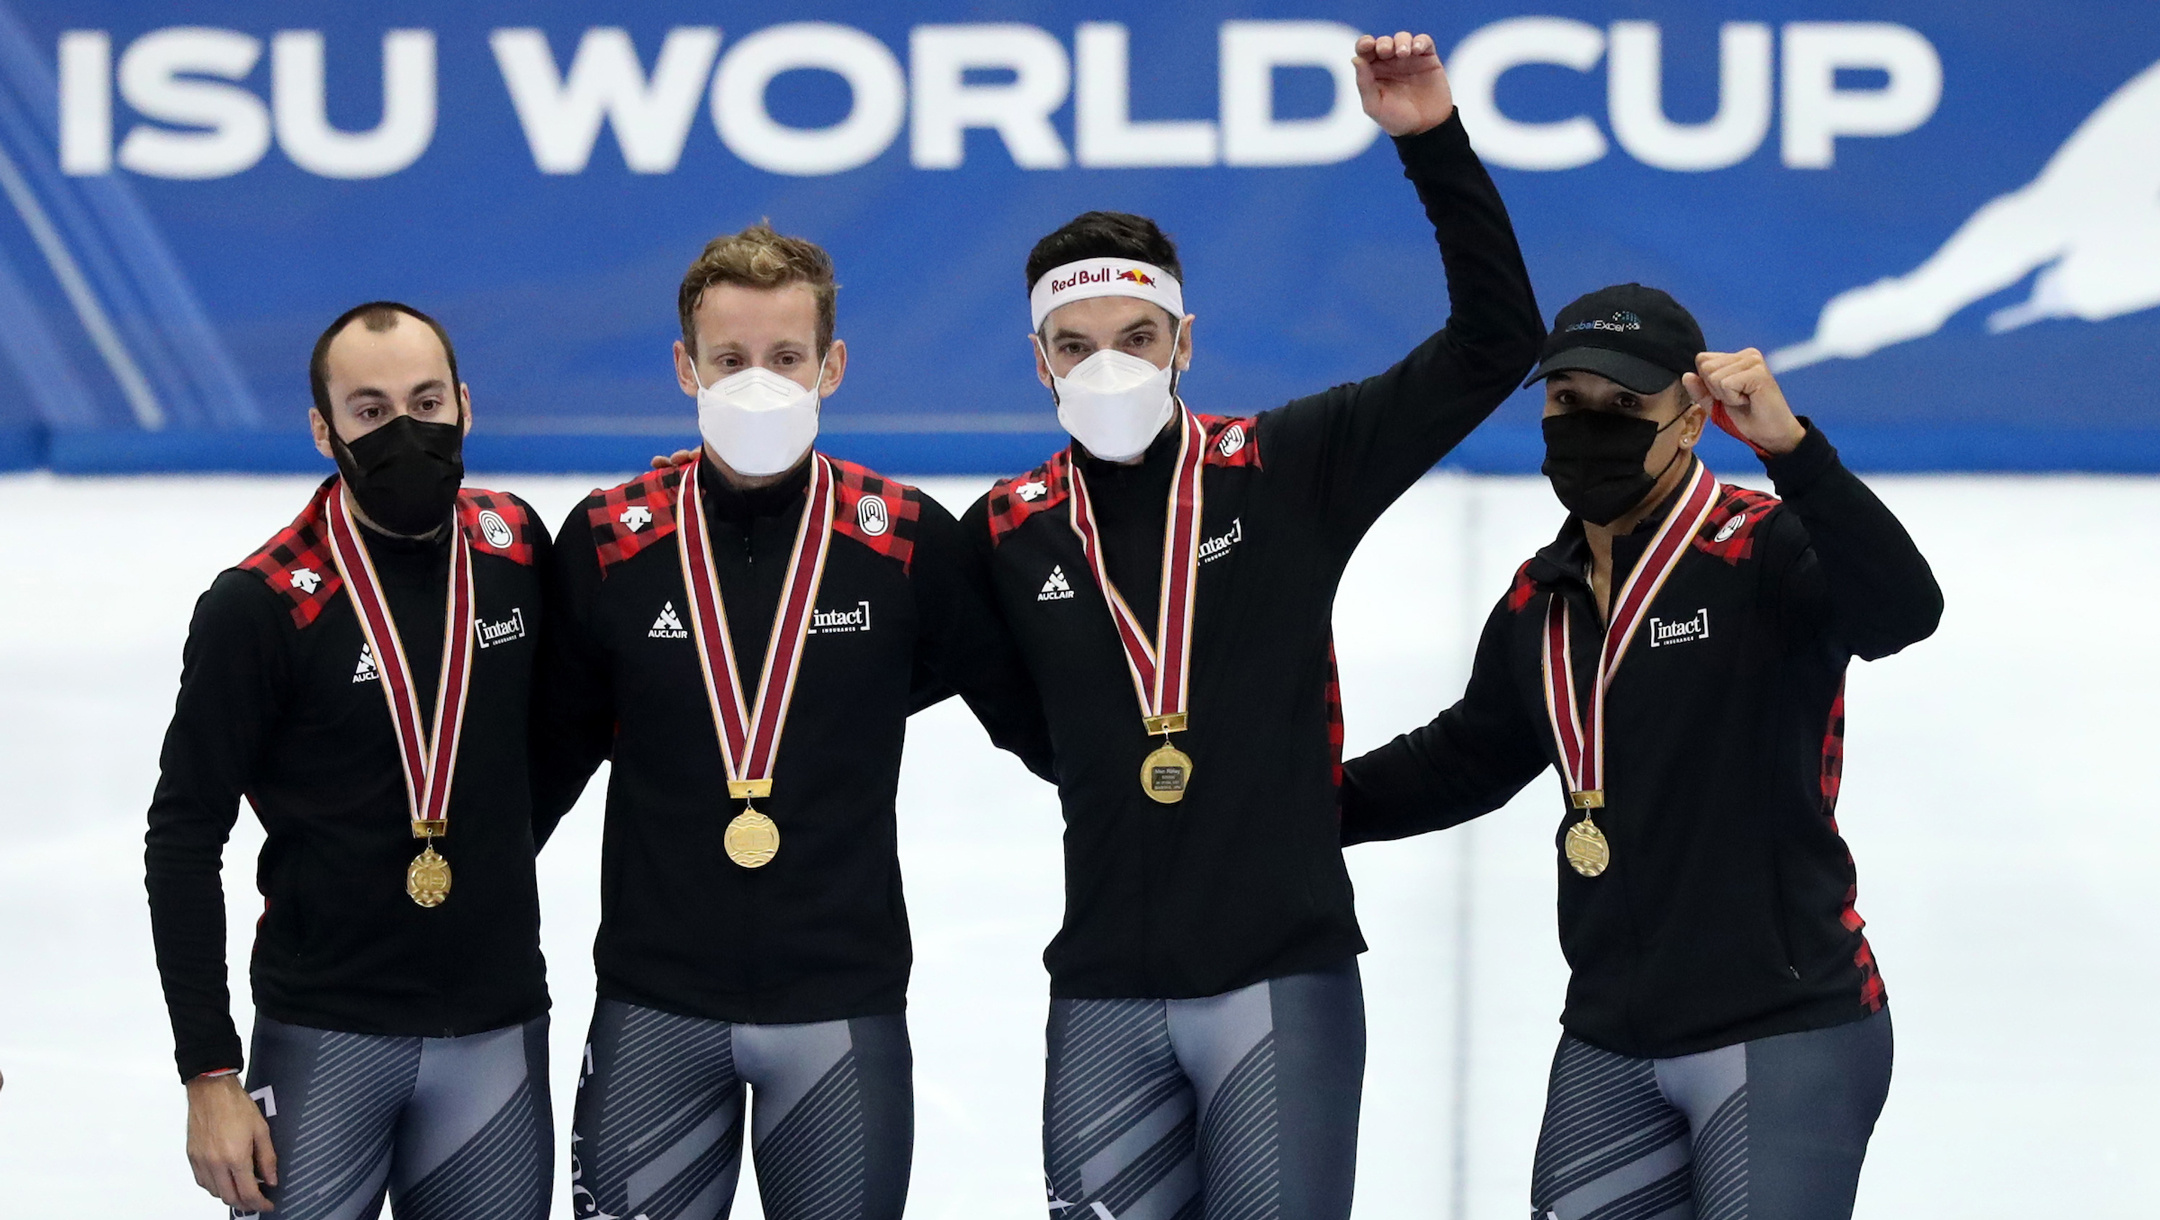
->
xmin=1028 ymin=258 xmax=1185 ymax=332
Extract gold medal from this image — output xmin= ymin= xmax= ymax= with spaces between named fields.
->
xmin=1564 ymin=816 xmax=1610 ymax=877
xmin=406 ymin=844 xmax=452 ymax=906
xmin=725 ymin=808 xmax=781 ymax=868
xmin=1141 ymin=742 xmax=1195 ymax=804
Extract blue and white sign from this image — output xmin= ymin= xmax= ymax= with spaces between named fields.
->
xmin=0 ymin=2 xmax=2153 ymax=472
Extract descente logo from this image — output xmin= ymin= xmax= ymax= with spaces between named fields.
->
xmin=1648 ymin=608 xmax=1709 ymax=648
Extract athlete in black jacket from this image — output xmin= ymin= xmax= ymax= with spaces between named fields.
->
xmin=1343 ymin=285 xmax=1943 ymax=1220
xmin=532 ymin=225 xmax=1052 ymax=1220
xmin=962 ymin=33 xmax=1541 ymax=1218
xmin=146 ymin=303 xmax=553 ymax=1218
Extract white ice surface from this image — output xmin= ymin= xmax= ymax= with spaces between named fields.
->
xmin=0 ymin=469 xmax=2152 ymax=1218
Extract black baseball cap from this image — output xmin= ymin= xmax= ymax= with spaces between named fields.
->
xmin=1523 ymin=284 xmax=1705 ymax=394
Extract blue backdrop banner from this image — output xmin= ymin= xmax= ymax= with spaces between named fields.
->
xmin=0 ymin=2 xmax=2154 ymax=473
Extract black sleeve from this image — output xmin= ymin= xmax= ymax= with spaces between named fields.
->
xmin=1340 ymin=595 xmax=1551 ymax=845
xmin=529 ymin=503 xmax=615 ymax=849
xmin=144 ymin=570 xmax=290 ymax=1081
xmin=1763 ymin=422 xmax=1944 ymax=661
xmin=912 ymin=495 xmax=1057 ymax=782
xmin=1259 ymin=113 xmax=1544 ymax=553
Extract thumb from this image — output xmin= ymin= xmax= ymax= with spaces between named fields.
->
xmin=1353 ymin=55 xmax=1379 ymax=106
xmin=1681 ymin=371 xmax=1708 ymax=406
xmin=256 ymin=1121 xmax=279 ymax=1186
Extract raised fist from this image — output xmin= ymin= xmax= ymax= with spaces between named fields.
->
xmin=1354 ymin=32 xmax=1453 ymax=138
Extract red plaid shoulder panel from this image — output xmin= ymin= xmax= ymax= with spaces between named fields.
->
xmin=828 ymin=457 xmax=922 ymax=572
xmin=1506 ymin=559 xmax=1539 ymax=613
xmin=458 ymin=488 xmax=538 ymax=566
xmin=1692 ymin=484 xmax=1781 ymax=564
xmin=587 ymin=467 xmax=685 ymax=577
xmin=984 ymin=448 xmax=1073 ymax=548
xmin=1198 ymin=414 xmax=1262 ymax=468
xmin=235 ymin=478 xmax=343 ymax=628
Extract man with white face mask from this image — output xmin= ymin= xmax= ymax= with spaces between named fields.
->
xmin=961 ymin=32 xmax=1543 ymax=1218
xmin=532 ymin=223 xmax=1053 ymax=1220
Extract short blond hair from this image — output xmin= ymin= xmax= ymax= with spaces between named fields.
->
xmin=677 ymin=221 xmax=837 ymax=356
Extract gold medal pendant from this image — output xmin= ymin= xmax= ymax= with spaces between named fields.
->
xmin=407 ymin=844 xmax=452 ymax=907
xmin=1564 ymin=815 xmax=1610 ymax=878
xmin=725 ymin=808 xmax=781 ymax=868
xmin=1141 ymin=742 xmax=1195 ymax=804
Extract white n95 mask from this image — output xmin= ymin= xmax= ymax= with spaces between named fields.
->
xmin=696 ymin=355 xmax=825 ymax=477
xmin=1045 ymin=324 xmax=1182 ymax=462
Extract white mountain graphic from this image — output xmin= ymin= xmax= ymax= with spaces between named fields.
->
xmin=1774 ymin=58 xmax=2160 ymax=371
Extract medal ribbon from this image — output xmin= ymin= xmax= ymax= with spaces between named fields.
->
xmin=1066 ymin=408 xmax=1206 ymax=733
xmin=1541 ymin=459 xmax=1719 ymax=805
xmin=324 ymin=484 xmax=477 ymax=836
xmin=676 ymin=454 xmax=837 ymax=795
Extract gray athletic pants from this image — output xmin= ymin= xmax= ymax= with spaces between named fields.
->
xmin=236 ymin=1014 xmax=552 ymax=1220
xmin=1530 ymin=1007 xmax=1893 ymax=1220
xmin=1043 ymin=960 xmax=1366 ymax=1220
xmin=569 ymin=999 xmax=913 ymax=1220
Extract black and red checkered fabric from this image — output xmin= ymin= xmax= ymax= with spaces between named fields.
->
xmin=1325 ymin=639 xmax=1345 ymax=790
xmin=458 ymin=488 xmax=540 ymax=566
xmin=1201 ymin=414 xmax=1263 ymax=469
xmin=831 ymin=458 xmax=921 ymax=572
xmin=236 ymin=478 xmax=344 ymax=628
xmin=1692 ymin=484 xmax=1781 ymax=565
xmin=587 ymin=466 xmax=686 ymax=577
xmin=984 ymin=449 xmax=1072 ymax=547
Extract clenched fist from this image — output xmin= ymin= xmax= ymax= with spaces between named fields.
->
xmin=1354 ymin=32 xmax=1453 ymax=137
xmin=1683 ymin=349 xmax=1807 ymax=457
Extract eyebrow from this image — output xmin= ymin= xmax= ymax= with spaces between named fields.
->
xmin=1049 ymin=316 xmax=1160 ymax=343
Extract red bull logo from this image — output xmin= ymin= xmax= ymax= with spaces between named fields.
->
xmin=1115 ymin=268 xmax=1157 ymax=287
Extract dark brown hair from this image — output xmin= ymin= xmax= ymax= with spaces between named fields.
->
xmin=308 ymin=301 xmax=459 ymax=416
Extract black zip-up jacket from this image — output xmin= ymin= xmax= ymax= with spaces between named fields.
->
xmin=532 ymin=456 xmax=1053 ymax=1025
xmin=1343 ymin=425 xmax=1943 ymax=1057
xmin=962 ymin=115 xmax=1543 ymax=1001
xmin=145 ymin=482 xmax=551 ymax=1081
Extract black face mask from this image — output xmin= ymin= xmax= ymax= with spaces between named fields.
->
xmin=1541 ymin=409 xmax=1683 ymax=526
xmin=325 ymin=411 xmax=465 ymax=536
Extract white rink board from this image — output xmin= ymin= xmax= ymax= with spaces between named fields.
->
xmin=0 ymin=469 xmax=2152 ymax=1219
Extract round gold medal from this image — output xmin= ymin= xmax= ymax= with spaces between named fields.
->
xmin=1564 ymin=817 xmax=1610 ymax=878
xmin=725 ymin=809 xmax=781 ymax=868
xmin=406 ymin=844 xmax=452 ymax=907
xmin=1140 ymin=743 xmax=1194 ymax=805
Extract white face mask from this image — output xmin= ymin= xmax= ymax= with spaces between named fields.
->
xmin=1043 ymin=321 xmax=1182 ymax=463
xmin=695 ymin=352 xmax=826 ymax=478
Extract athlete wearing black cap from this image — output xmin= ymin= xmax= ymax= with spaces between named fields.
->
xmin=146 ymin=302 xmax=553 ymax=1218
xmin=1343 ymin=284 xmax=1943 ymax=1220
xmin=963 ymin=31 xmax=1543 ymax=1219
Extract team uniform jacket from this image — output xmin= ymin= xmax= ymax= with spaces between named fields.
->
xmin=1342 ymin=425 xmax=1943 ymax=1058
xmin=145 ymin=480 xmax=551 ymax=1082
xmin=532 ymin=456 xmax=1053 ymax=1026
xmin=961 ymin=115 xmax=1544 ymax=1001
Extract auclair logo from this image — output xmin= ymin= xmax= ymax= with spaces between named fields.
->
xmin=811 ymin=600 xmax=874 ymax=634
xmin=477 ymin=509 xmax=514 ymax=549
xmin=475 ymin=607 xmax=526 ymax=648
xmin=856 ymin=494 xmax=890 ymax=537
xmin=1199 ymin=517 xmax=1242 ymax=564
xmin=620 ymin=505 xmax=653 ymax=531
xmin=648 ymin=601 xmax=689 ymax=640
xmin=353 ymin=645 xmax=378 ymax=683
xmin=1648 ymin=608 xmax=1710 ymax=648
xmin=1038 ymin=566 xmax=1074 ymax=601
xmin=290 ymin=567 xmax=322 ymax=594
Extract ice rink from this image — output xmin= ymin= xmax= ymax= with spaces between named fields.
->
xmin=0 ymin=467 xmax=2152 ymax=1218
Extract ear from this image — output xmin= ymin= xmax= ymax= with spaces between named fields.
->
xmin=1030 ymin=332 xmax=1054 ymax=389
xmin=310 ymin=407 xmax=335 ymax=461
xmin=819 ymin=339 xmax=847 ymax=396
xmin=458 ymin=383 xmax=473 ymax=436
xmin=1174 ymin=313 xmax=1196 ymax=372
xmin=673 ymin=339 xmax=700 ymax=397
xmin=1676 ymin=397 xmax=1709 ymax=450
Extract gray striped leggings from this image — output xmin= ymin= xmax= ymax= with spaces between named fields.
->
xmin=1530 ymin=1008 xmax=1892 ymax=1220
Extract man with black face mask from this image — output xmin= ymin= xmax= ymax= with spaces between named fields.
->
xmin=1341 ymin=283 xmax=1944 ymax=1220
xmin=145 ymin=302 xmax=554 ymax=1218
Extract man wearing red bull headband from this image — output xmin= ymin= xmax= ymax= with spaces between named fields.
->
xmin=531 ymin=222 xmax=1053 ymax=1220
xmin=1342 ymin=284 xmax=1943 ymax=1220
xmin=962 ymin=31 xmax=1541 ymax=1217
xmin=145 ymin=302 xmax=554 ymax=1217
